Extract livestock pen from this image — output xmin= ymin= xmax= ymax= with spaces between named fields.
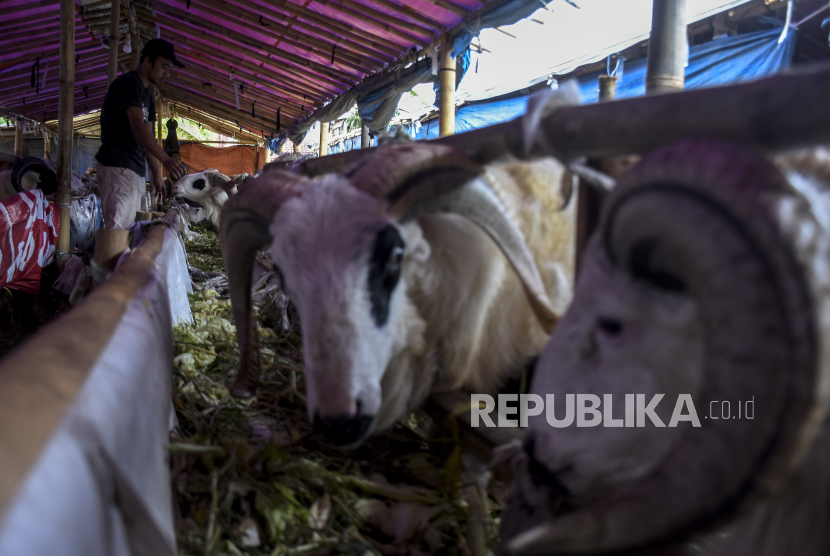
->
xmin=2 ymin=0 xmax=830 ymax=555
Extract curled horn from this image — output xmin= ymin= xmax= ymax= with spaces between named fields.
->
xmin=220 ymin=171 xmax=305 ymax=398
xmin=11 ymin=157 xmax=56 ymax=195
xmin=506 ymin=140 xmax=824 ymax=554
xmin=346 ymin=143 xmax=559 ymax=333
xmin=208 ymin=170 xmax=236 ymax=195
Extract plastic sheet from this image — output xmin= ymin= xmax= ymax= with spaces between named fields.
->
xmin=0 ymin=189 xmax=60 ymax=293
xmin=52 ymin=254 xmax=85 ymax=296
xmin=69 ymin=194 xmax=100 ymax=253
xmin=0 ymin=233 xmax=177 ymax=556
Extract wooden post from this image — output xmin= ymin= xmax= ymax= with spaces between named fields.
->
xmin=279 ymin=141 xmax=287 ymax=154
xmin=293 ymin=143 xmax=301 ymax=154
xmin=361 ymin=122 xmax=370 ymax=149
xmin=254 ymin=144 xmax=260 ymax=173
xmin=108 ymin=0 xmax=119 ymax=85
xmin=57 ymin=0 xmax=75 ymax=257
xmin=319 ymin=121 xmax=329 ymax=157
xmin=646 ymin=0 xmax=687 ymax=94
xmin=13 ymin=118 xmax=23 ymax=157
xmin=439 ymin=31 xmax=456 ymax=137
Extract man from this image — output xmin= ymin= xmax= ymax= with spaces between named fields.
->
xmin=95 ymin=38 xmax=188 ymax=229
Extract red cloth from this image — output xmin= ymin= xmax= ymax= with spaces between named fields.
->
xmin=0 ymin=190 xmax=60 ymax=293
xmin=175 ymin=144 xmax=266 ymax=177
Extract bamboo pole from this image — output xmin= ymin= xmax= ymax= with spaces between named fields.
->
xmin=294 ymin=143 xmax=301 ymax=154
xmin=361 ymin=122 xmax=370 ymax=149
xmin=57 ymin=0 xmax=75 ymax=258
xmin=254 ymin=144 xmax=260 ymax=173
xmin=646 ymin=0 xmax=687 ymax=93
xmin=599 ymin=75 xmax=617 ymax=101
xmin=319 ymin=122 xmax=329 ymax=157
xmin=107 ymin=0 xmax=119 ymax=85
xmin=128 ymin=1 xmax=140 ymax=70
xmin=279 ymin=141 xmax=287 ymax=154
xmin=438 ymin=32 xmax=456 ymax=137
xmin=13 ymin=119 xmax=23 ymax=157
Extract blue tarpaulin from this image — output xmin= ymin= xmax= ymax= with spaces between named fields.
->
xmin=277 ymin=0 xmax=557 ymax=152
xmin=409 ymin=25 xmax=796 ymax=141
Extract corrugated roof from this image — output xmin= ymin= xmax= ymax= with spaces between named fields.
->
xmin=0 ymin=0 xmax=483 ymax=139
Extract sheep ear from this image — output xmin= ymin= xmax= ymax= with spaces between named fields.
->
xmin=346 ymin=143 xmax=559 ymax=333
xmin=504 ymin=140 xmax=825 ymax=554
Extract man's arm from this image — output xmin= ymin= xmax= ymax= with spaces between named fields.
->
xmin=126 ymin=106 xmax=186 ymax=180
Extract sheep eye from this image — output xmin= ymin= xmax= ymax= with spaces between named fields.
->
xmin=193 ymin=179 xmax=206 ymax=190
xmin=388 ymin=246 xmax=404 ymax=269
xmin=598 ymin=317 xmax=623 ymax=336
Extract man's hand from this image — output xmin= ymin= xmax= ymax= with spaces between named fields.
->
xmin=163 ymin=157 xmax=188 ymax=181
xmin=152 ymin=173 xmax=167 ymax=206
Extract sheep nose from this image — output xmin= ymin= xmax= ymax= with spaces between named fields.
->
xmin=313 ymin=410 xmax=374 ymax=447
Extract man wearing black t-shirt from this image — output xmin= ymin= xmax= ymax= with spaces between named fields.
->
xmin=95 ymin=38 xmax=187 ymax=229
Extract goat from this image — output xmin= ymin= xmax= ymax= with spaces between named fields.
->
xmin=501 ymin=140 xmax=830 ymax=556
xmin=170 ymin=169 xmax=235 ymax=228
xmin=220 ymin=142 xmax=576 ymax=447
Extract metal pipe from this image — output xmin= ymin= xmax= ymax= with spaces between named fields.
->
xmin=646 ymin=0 xmax=687 ymax=94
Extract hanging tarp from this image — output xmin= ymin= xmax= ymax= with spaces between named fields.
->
xmin=410 ymin=26 xmax=797 ymax=141
xmin=282 ymin=0 xmax=556 ymax=149
xmin=576 ymin=24 xmax=796 ymax=102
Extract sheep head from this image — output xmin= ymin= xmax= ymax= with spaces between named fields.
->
xmin=502 ymin=140 xmax=827 ymax=555
xmin=221 ymin=143 xmax=559 ymax=448
xmin=171 ymin=169 xmax=235 ymax=203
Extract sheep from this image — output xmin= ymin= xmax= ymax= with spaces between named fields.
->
xmin=220 ymin=142 xmax=577 ymax=447
xmin=170 ymin=169 xmax=235 ymax=227
xmin=500 ymin=139 xmax=830 ymax=556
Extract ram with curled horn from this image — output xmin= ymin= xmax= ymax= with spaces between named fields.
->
xmin=220 ymin=142 xmax=576 ymax=447
xmin=501 ymin=140 xmax=830 ymax=556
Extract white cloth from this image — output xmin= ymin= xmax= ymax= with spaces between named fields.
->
xmin=0 ymin=231 xmax=178 ymax=556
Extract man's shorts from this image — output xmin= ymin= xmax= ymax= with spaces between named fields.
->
xmin=96 ymin=163 xmax=145 ymax=230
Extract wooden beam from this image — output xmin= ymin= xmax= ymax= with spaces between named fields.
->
xmin=156 ymin=14 xmax=356 ymax=88
xmin=167 ymin=31 xmax=339 ymax=101
xmin=172 ymin=48 xmax=323 ymax=108
xmin=196 ymin=0 xmax=394 ymax=64
xmin=153 ymin=2 xmax=372 ymax=75
xmin=242 ymin=0 xmax=405 ymax=57
xmin=167 ymin=59 xmax=305 ymax=118
xmin=646 ymin=0 xmax=687 ymax=93
xmin=314 ymin=0 xmax=434 ymax=41
xmin=107 ymin=0 xmax=119 ymax=85
xmin=438 ymin=31 xmax=455 ymax=137
xmin=57 ymin=0 xmax=75 ymax=256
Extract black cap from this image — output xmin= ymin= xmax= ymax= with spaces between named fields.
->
xmin=141 ymin=38 xmax=185 ymax=68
